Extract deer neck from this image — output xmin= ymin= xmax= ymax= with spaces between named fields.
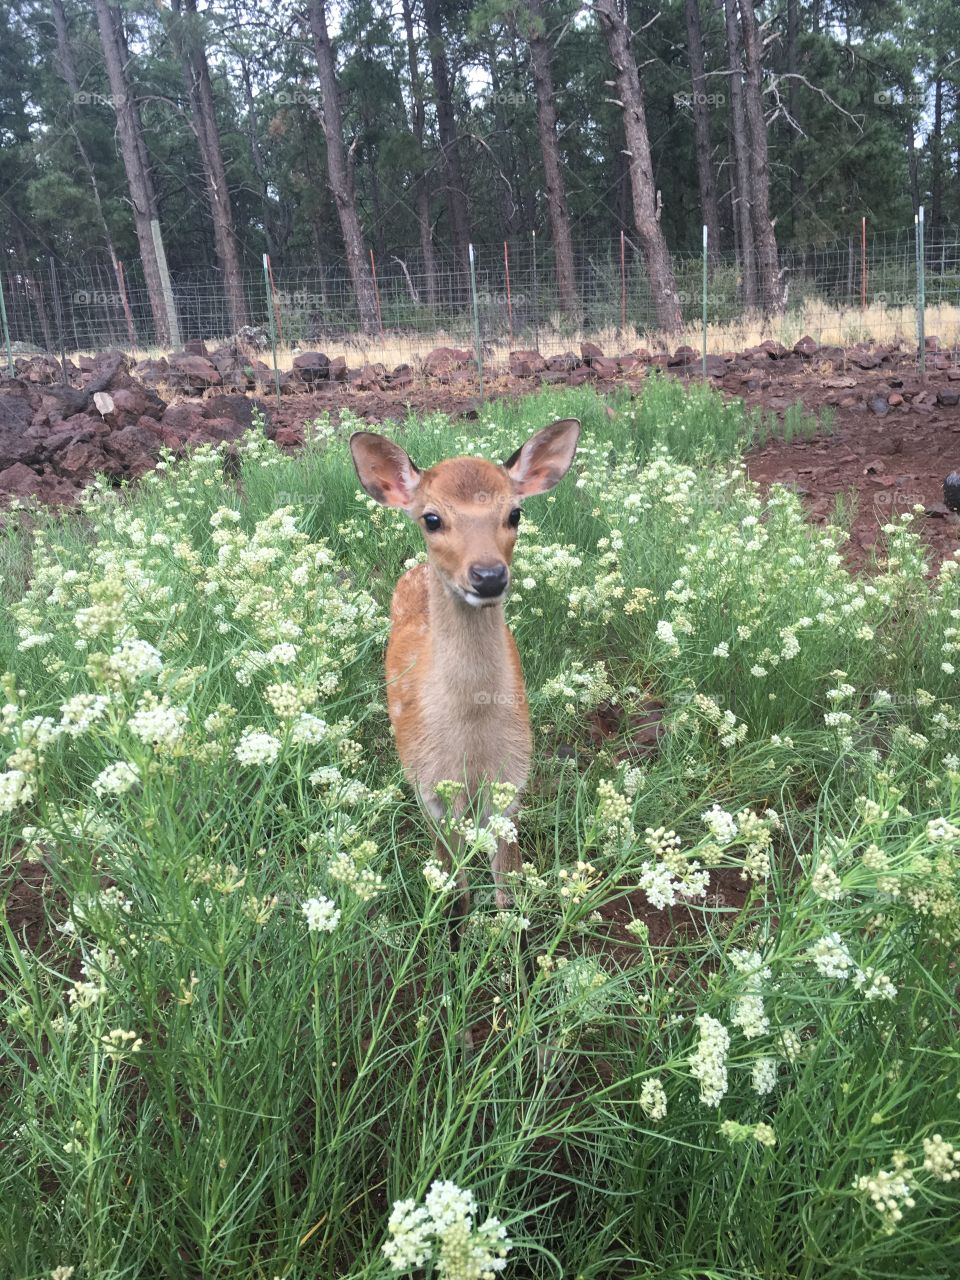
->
xmin=426 ymin=565 xmax=513 ymax=708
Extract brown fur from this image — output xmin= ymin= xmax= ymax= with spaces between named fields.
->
xmin=351 ymin=420 xmax=580 ymax=909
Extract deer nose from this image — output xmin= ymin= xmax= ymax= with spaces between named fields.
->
xmin=468 ymin=561 xmax=509 ymax=598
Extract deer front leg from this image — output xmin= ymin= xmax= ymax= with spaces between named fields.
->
xmin=491 ymin=837 xmax=522 ymax=910
xmin=433 ymin=829 xmax=471 ymax=952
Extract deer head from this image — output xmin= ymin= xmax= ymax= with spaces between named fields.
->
xmin=350 ymin=418 xmax=580 ymax=607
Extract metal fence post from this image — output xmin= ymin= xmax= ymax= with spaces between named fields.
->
xmin=916 ymin=207 xmax=926 ymax=376
xmin=151 ymin=219 xmax=181 ymax=350
xmin=0 ymin=270 xmax=12 ymax=375
xmin=369 ymin=249 xmax=384 ymax=335
xmin=468 ymin=243 xmax=484 ymax=403
xmin=620 ymin=230 xmax=627 ymax=331
xmin=503 ymin=240 xmax=513 ymax=346
xmin=262 ymin=253 xmax=281 ymax=406
xmin=531 ymin=229 xmax=539 ymax=352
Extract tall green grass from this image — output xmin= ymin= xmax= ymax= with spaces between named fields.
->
xmin=0 ymin=379 xmax=957 ymax=1279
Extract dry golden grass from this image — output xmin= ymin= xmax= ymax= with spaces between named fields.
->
xmin=64 ymin=300 xmax=960 ymax=372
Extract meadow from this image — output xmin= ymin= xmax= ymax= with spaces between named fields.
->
xmin=0 ymin=375 xmax=958 ymax=1280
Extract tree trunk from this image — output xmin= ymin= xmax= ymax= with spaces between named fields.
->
xmin=723 ymin=0 xmax=757 ymax=309
xmin=170 ymin=0 xmax=248 ymax=331
xmin=526 ymin=0 xmax=579 ymax=315
xmin=400 ymin=0 xmax=438 ymax=306
xmin=51 ymin=0 xmax=137 ymax=344
xmin=786 ymin=0 xmax=800 ymax=229
xmin=423 ymin=0 xmax=471 ymax=263
xmin=237 ymin=58 xmax=279 ymax=260
xmin=485 ymin=41 xmax=520 ymax=237
xmin=595 ymin=0 xmax=680 ymax=332
xmin=905 ymin=116 xmax=920 ymax=217
xmin=93 ymin=0 xmax=170 ymax=346
xmin=113 ymin=8 xmax=160 ymax=224
xmin=930 ymin=72 xmax=943 ymax=235
xmin=306 ymin=0 xmax=380 ymax=334
xmin=684 ymin=0 xmax=722 ymax=259
xmin=737 ymin=0 xmax=781 ymax=313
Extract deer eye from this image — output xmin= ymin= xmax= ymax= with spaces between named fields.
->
xmin=508 ymin=508 xmax=521 ymax=529
xmin=423 ymin=512 xmax=443 ymax=532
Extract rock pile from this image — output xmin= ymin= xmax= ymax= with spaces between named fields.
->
xmin=0 ymin=350 xmax=270 ymax=505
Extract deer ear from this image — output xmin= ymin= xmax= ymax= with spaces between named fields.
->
xmin=350 ymin=432 xmax=420 ymax=508
xmin=504 ymin=418 xmax=580 ymax=497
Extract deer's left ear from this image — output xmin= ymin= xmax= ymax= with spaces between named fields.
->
xmin=504 ymin=418 xmax=580 ymax=497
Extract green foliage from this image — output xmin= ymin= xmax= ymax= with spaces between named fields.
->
xmin=1 ymin=0 xmax=955 ymax=273
xmin=1 ymin=380 xmax=959 ymax=1277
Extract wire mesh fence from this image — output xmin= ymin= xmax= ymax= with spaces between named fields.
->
xmin=2 ymin=224 xmax=959 ymax=367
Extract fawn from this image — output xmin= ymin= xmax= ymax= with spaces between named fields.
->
xmin=350 ymin=418 xmax=581 ymax=925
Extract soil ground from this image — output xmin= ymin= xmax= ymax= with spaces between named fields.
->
xmin=263 ymin=351 xmax=960 ymax=571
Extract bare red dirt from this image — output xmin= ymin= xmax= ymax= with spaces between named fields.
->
xmin=2 ymin=337 xmax=959 ymax=568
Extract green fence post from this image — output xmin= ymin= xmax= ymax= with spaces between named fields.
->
xmin=0 ymin=269 xmax=12 ymax=375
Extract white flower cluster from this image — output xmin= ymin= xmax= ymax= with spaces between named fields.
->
xmin=922 ymin=1134 xmax=960 ymax=1182
xmin=638 ymin=1077 xmax=668 ymax=1122
xmin=702 ymin=804 xmax=738 ymax=844
xmin=729 ymin=948 xmax=771 ymax=1039
xmin=234 ymin=729 xmax=282 ymax=767
xmin=127 ymin=697 xmax=187 ymax=749
xmin=637 ymin=855 xmax=709 ymax=910
xmin=382 ymin=1180 xmax=511 ymax=1278
xmin=100 ymin=1028 xmax=143 ymax=1059
xmin=751 ymin=1056 xmax=778 ymax=1096
xmin=423 ymin=858 xmax=457 ymax=894
xmin=720 ymin=1119 xmax=776 ymax=1148
xmin=105 ymin=637 xmax=163 ymax=685
xmin=59 ymin=693 xmax=110 ymax=737
xmin=301 ymin=896 xmax=341 ymax=933
xmin=811 ymin=858 xmax=843 ymax=902
xmin=539 ymin=659 xmax=614 ymax=715
xmin=805 ymin=933 xmax=897 ymax=999
xmin=327 ymin=842 xmax=385 ymax=901
xmin=687 ymin=1014 xmax=730 ymax=1107
xmin=92 ymin=761 xmax=140 ymax=797
xmin=0 ymin=768 xmax=35 ymax=815
xmin=692 ymin=693 xmax=747 ymax=748
xmin=804 ymin=931 xmax=856 ymax=979
xmin=853 ymin=1154 xmax=916 ymax=1234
